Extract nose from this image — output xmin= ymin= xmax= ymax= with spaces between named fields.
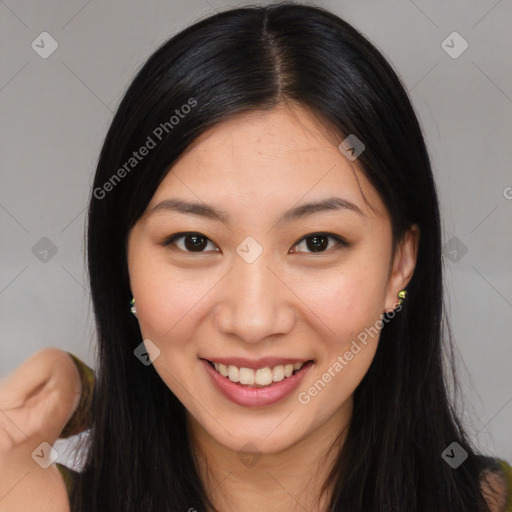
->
xmin=213 ymin=253 xmax=296 ymax=344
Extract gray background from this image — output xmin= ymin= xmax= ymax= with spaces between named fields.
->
xmin=1 ymin=0 xmax=511 ymax=466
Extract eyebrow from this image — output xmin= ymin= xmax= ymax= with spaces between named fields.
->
xmin=147 ymin=196 xmax=365 ymax=225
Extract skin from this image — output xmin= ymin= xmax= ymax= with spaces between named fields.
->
xmin=0 ymin=103 xmax=505 ymax=511
xmin=127 ymin=102 xmax=420 ymax=511
xmin=0 ymin=348 xmax=80 ymax=511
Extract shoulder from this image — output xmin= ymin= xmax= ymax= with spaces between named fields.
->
xmin=0 ymin=460 xmax=70 ymax=512
xmin=478 ymin=456 xmax=512 ymax=512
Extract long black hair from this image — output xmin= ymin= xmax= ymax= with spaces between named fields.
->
xmin=73 ymin=2 xmax=496 ymax=510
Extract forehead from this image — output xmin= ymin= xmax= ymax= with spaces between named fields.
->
xmin=148 ymin=104 xmax=387 ymax=220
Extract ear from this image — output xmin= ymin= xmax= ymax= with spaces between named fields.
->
xmin=383 ymin=224 xmax=420 ymax=313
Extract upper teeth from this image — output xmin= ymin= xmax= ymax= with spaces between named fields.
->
xmin=212 ymin=361 xmax=306 ymax=387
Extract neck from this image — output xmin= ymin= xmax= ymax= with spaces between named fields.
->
xmin=187 ymin=399 xmax=352 ymax=512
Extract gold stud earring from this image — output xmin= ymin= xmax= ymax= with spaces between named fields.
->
xmin=397 ymin=290 xmax=407 ymax=306
xmin=130 ymin=297 xmax=137 ymax=317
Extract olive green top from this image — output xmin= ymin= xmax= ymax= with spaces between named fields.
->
xmin=55 ymin=354 xmax=512 ymax=511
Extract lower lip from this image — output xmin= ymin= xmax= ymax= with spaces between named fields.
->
xmin=201 ymin=359 xmax=313 ymax=407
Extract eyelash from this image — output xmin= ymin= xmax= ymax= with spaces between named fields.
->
xmin=160 ymin=231 xmax=348 ymax=255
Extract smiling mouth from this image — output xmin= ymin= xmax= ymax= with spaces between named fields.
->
xmin=206 ymin=359 xmax=314 ymax=388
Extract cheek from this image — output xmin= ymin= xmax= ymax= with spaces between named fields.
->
xmin=136 ymin=281 xmax=204 ymax=345
xmin=134 ymin=278 xmax=203 ymax=397
xmin=129 ymin=245 xmax=208 ymax=343
xmin=296 ymin=275 xmax=384 ymax=415
xmin=299 ymin=266 xmax=387 ymax=345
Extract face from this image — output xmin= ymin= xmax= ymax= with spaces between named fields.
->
xmin=127 ymin=103 xmax=418 ymax=455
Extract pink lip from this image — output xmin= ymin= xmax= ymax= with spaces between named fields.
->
xmin=201 ymin=358 xmax=313 ymax=407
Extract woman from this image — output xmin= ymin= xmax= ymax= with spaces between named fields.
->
xmin=0 ymin=2 xmax=510 ymax=511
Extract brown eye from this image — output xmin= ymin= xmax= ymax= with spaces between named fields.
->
xmin=161 ymin=231 xmax=347 ymax=255
xmin=162 ymin=232 xmax=219 ymax=253
xmin=290 ymin=233 xmax=347 ymax=254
